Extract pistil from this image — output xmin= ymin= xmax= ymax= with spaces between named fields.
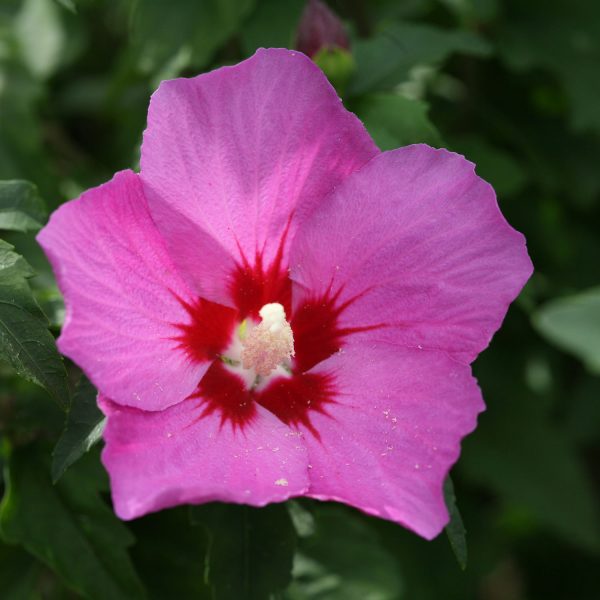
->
xmin=240 ymin=303 xmax=295 ymax=377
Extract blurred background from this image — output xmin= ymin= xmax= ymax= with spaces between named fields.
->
xmin=1 ymin=0 xmax=599 ymax=598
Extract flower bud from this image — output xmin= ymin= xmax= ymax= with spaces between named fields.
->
xmin=295 ymin=0 xmax=350 ymax=58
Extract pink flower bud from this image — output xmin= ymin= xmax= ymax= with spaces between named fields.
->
xmin=296 ymin=0 xmax=350 ymax=58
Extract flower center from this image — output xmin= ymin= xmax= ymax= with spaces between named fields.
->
xmin=221 ymin=302 xmax=295 ymax=387
xmin=241 ymin=303 xmax=295 ymax=376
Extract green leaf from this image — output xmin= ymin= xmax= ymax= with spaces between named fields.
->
xmin=0 ymin=58 xmax=57 ymax=197
xmin=496 ymin=0 xmax=600 ymax=133
xmin=443 ymin=477 xmax=468 ymax=570
xmin=0 ymin=540 xmax=43 ymax=599
xmin=354 ymin=93 xmax=442 ymax=149
xmin=350 ymin=22 xmax=490 ymax=95
xmin=130 ymin=0 xmax=256 ymax=80
xmin=533 ymin=287 xmax=600 ymax=373
xmin=440 ymin=0 xmax=500 ymax=24
xmin=52 ymin=375 xmax=105 ymax=483
xmin=287 ymin=504 xmax=402 ymax=600
xmin=0 ymin=239 xmax=35 ymax=281
xmin=0 ymin=180 xmax=46 ymax=232
xmin=55 ymin=0 xmax=76 ymax=13
xmin=461 ymin=405 xmax=600 ymax=552
xmin=287 ymin=500 xmax=316 ymax=538
xmin=16 ymin=0 xmax=66 ymax=80
xmin=566 ymin=376 xmax=600 ymax=445
xmin=2 ymin=230 xmax=66 ymax=328
xmin=0 ymin=444 xmax=146 ymax=600
xmin=190 ymin=503 xmax=296 ymax=600
xmin=450 ymin=136 xmax=527 ymax=198
xmin=0 ymin=375 xmax=65 ymax=443
xmin=129 ymin=509 xmax=211 ymax=600
xmin=0 ymin=239 xmax=69 ymax=409
xmin=241 ymin=0 xmax=304 ymax=53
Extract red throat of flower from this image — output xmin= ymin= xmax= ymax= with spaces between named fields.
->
xmin=173 ymin=245 xmax=381 ymax=437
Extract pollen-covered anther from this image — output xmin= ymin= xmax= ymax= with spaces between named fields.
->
xmin=241 ymin=303 xmax=295 ymax=377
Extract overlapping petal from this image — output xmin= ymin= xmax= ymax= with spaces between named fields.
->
xmin=290 ymin=145 xmax=533 ymax=364
xmin=37 ymin=170 xmax=208 ymax=411
xmin=298 ymin=343 xmax=484 ymax=539
xmin=140 ymin=47 xmax=378 ymax=306
xmin=100 ymin=392 xmax=310 ymax=520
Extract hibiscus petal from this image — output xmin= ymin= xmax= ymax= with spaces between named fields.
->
xmin=302 ymin=343 xmax=484 ymax=540
xmin=37 ymin=170 xmax=210 ymax=411
xmin=140 ymin=47 xmax=378 ymax=306
xmin=290 ymin=145 xmax=533 ymax=364
xmin=99 ymin=394 xmax=309 ymax=520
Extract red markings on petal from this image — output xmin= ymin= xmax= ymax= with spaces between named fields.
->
xmin=177 ymin=285 xmax=384 ymax=435
xmin=293 ymin=296 xmax=342 ymax=373
xmin=176 ymin=228 xmax=384 ymax=436
xmin=190 ymin=361 xmax=256 ymax=428
xmin=231 ymin=253 xmax=291 ymax=320
xmin=255 ymin=372 xmax=336 ymax=439
xmin=293 ymin=289 xmax=385 ymax=373
xmin=174 ymin=297 xmax=238 ymax=364
xmin=188 ymin=365 xmax=336 ymax=438
xmin=229 ymin=217 xmax=293 ymax=319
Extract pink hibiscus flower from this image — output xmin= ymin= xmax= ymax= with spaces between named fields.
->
xmin=37 ymin=49 xmax=532 ymax=539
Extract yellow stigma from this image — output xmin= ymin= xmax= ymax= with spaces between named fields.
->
xmin=240 ymin=303 xmax=294 ymax=377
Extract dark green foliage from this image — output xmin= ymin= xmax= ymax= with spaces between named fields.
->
xmin=533 ymin=287 xmax=600 ymax=373
xmin=496 ymin=0 xmax=600 ymax=133
xmin=461 ymin=399 xmax=600 ymax=552
xmin=129 ymin=509 xmax=211 ymax=600
xmin=287 ymin=503 xmax=402 ymax=600
xmin=349 ymin=21 xmax=490 ymax=95
xmin=0 ymin=239 xmax=69 ymax=409
xmin=191 ymin=503 xmax=297 ymax=599
xmin=129 ymin=0 xmax=256 ymax=79
xmin=1 ymin=0 xmax=599 ymax=598
xmin=0 ymin=541 xmax=42 ymax=599
xmin=449 ymin=136 xmax=527 ymax=198
xmin=241 ymin=0 xmax=305 ymax=53
xmin=444 ymin=477 xmax=468 ymax=570
xmin=353 ymin=93 xmax=442 ymax=149
xmin=52 ymin=375 xmax=105 ymax=483
xmin=0 ymin=180 xmax=46 ymax=233
xmin=0 ymin=444 xmax=145 ymax=599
